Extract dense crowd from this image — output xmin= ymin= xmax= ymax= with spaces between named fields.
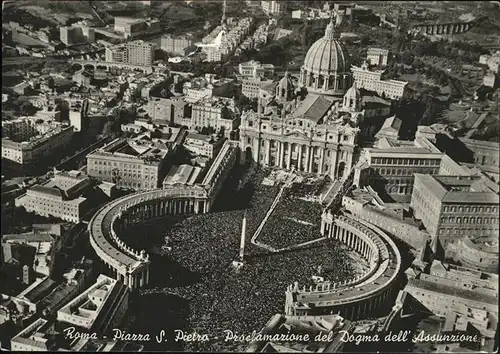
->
xmin=258 ymin=187 xmax=324 ymax=250
xmin=150 ymin=216 xmax=354 ymax=352
xmin=288 ymin=177 xmax=330 ymax=199
xmin=242 ymin=170 xmax=281 ymax=239
xmin=121 ymin=171 xmax=356 ymax=352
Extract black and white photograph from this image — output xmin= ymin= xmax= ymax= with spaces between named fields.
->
xmin=1 ymin=0 xmax=499 ymax=352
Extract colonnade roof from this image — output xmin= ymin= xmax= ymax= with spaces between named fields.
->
xmin=89 ymin=187 xmax=207 ymax=271
xmin=294 ymin=215 xmax=400 ymax=307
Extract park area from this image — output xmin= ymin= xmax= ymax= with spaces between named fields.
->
xmin=120 ymin=168 xmax=357 ymax=352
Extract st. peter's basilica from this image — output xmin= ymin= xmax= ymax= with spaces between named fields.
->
xmin=239 ymin=19 xmax=387 ymax=179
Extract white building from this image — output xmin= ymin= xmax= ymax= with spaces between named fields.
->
xmin=15 ymin=170 xmax=91 ymax=223
xmin=367 ymin=47 xmax=389 ymax=67
xmin=57 ymin=274 xmax=129 ymax=334
xmin=183 ymin=132 xmax=224 ymax=158
xmin=351 ymin=62 xmax=407 ymax=100
xmin=191 ymin=97 xmax=239 ymax=136
xmin=292 ymin=10 xmax=308 ymax=20
xmin=238 ymin=60 xmax=275 ymax=79
xmin=483 ymin=72 xmax=496 ymax=88
xmin=2 ymin=116 xmax=74 ymax=165
xmin=479 ymin=50 xmax=500 ymax=74
xmin=261 ymin=1 xmax=286 ymax=15
xmin=105 ymin=40 xmax=157 ymax=66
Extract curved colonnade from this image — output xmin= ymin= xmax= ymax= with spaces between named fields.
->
xmin=88 ymin=141 xmax=238 ymax=289
xmin=89 ymin=186 xmax=209 ymax=289
xmin=284 ymin=212 xmax=401 ymax=320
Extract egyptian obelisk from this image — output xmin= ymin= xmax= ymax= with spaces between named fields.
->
xmin=239 ymin=211 xmax=247 ymax=261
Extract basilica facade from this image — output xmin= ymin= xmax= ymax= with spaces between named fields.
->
xmin=239 ymin=19 xmax=365 ymax=179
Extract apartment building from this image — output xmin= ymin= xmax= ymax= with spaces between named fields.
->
xmin=261 ymin=1 xmax=287 ymax=15
xmin=105 ymin=40 xmax=157 ymax=66
xmin=160 ymin=34 xmax=193 ymax=56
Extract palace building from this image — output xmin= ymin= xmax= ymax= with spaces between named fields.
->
xmin=240 ymin=19 xmax=392 ymax=179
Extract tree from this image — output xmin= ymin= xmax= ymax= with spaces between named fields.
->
xmin=360 ymin=35 xmax=371 ymax=46
xmin=301 ymin=21 xmax=310 ymax=47
xmin=421 ymin=96 xmax=440 ymax=126
xmin=102 ymin=120 xmax=115 ymax=137
xmin=236 ymin=94 xmax=252 ymax=111
xmin=160 ymin=88 xmax=169 ymax=98
xmin=20 ymin=102 xmax=34 ymax=116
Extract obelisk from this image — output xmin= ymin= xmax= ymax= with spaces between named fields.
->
xmin=239 ymin=211 xmax=247 ymax=261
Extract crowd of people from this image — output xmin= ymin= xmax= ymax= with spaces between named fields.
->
xmin=288 ymin=176 xmax=330 ymax=199
xmin=243 ymin=170 xmax=282 ymax=239
xmin=258 ymin=186 xmax=324 ymax=250
xmin=122 ymin=170 xmax=356 ymax=352
xmin=151 ymin=215 xmax=355 ymax=352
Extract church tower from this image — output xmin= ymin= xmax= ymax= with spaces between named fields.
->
xmin=343 ymin=81 xmax=362 ymax=111
xmin=275 ymin=71 xmax=294 ymax=102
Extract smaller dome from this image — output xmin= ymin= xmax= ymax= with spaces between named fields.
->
xmin=278 ymin=71 xmax=293 ymax=88
xmin=344 ymin=81 xmax=360 ymax=100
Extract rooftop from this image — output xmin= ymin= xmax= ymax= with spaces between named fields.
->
xmin=407 ymin=277 xmax=497 ymax=305
xmin=3 ymin=232 xmax=54 ymax=244
xmin=57 ymin=274 xmax=127 ymax=330
xmin=289 ymin=94 xmax=335 ymax=123
xmin=19 ymin=277 xmax=57 ymax=303
xmin=186 ymin=132 xmax=211 ymax=142
xmin=367 ymin=47 xmax=389 ymax=55
xmin=246 ymin=314 xmax=352 ymax=353
xmin=163 ymin=164 xmax=201 ymax=186
xmin=415 ymin=174 xmax=500 ymax=204
xmin=91 ymin=137 xmax=169 ymax=164
xmin=371 ymin=137 xmax=442 ymax=156
xmin=459 ymin=137 xmax=500 ymax=151
xmin=11 ymin=318 xmax=57 ymax=351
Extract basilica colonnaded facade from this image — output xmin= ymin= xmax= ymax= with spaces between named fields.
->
xmin=240 ymin=20 xmax=369 ymax=179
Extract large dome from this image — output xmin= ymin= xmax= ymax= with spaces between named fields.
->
xmin=299 ymin=20 xmax=352 ymax=96
xmin=303 ymin=29 xmax=350 ymax=74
